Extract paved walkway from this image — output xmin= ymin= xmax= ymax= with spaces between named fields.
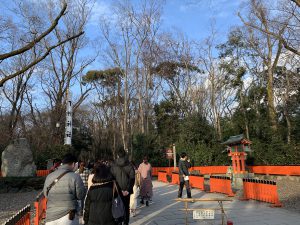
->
xmin=130 ymin=181 xmax=300 ymax=225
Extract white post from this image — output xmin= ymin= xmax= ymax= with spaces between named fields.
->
xmin=173 ymin=143 xmax=176 ymax=170
xmin=64 ymin=91 xmax=72 ymax=145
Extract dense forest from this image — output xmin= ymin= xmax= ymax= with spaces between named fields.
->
xmin=0 ymin=0 xmax=300 ymax=168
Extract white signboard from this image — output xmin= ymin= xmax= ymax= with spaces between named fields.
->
xmin=193 ymin=209 xmax=215 ymax=220
xmin=64 ymin=98 xmax=72 ymax=145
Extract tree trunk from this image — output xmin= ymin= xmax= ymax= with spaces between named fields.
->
xmin=239 ymin=90 xmax=250 ymax=139
xmin=267 ymin=66 xmax=277 ymax=131
xmin=284 ymin=70 xmax=291 ymax=144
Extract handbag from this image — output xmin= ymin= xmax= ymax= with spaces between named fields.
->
xmin=112 ymin=181 xmax=125 ymax=222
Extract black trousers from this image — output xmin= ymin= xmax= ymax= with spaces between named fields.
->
xmin=178 ymin=180 xmax=192 ymax=198
xmin=120 ymin=194 xmax=130 ymax=225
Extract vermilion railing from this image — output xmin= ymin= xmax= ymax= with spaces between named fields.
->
xmin=248 ymin=166 xmax=300 ymax=176
xmin=158 ymin=171 xmax=168 ymax=183
xmin=0 ymin=170 xmax=50 ymax=177
xmin=36 ymin=170 xmax=50 ymax=177
xmin=4 ymin=205 xmax=31 ymax=225
xmin=189 ymin=175 xmax=205 ymax=191
xmin=152 ymin=166 xmax=227 ymax=176
xmin=171 ymin=172 xmax=179 ymax=185
xmin=210 ymin=176 xmax=235 ymax=197
xmin=152 ymin=167 xmax=178 ymax=176
xmin=34 ymin=192 xmax=47 ymax=225
xmin=153 ymin=166 xmax=300 ymax=176
xmin=242 ymin=178 xmax=282 ymax=207
xmin=191 ymin=166 xmax=228 ymax=174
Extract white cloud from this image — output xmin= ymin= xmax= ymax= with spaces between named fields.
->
xmin=88 ymin=0 xmax=112 ymax=26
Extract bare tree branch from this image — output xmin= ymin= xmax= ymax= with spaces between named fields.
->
xmin=291 ymin=0 xmax=300 ymax=7
xmin=0 ymin=31 xmax=84 ymax=87
xmin=238 ymin=12 xmax=300 ymax=56
xmin=0 ymin=2 xmax=67 ymax=61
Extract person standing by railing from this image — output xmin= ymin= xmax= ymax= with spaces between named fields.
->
xmin=43 ymin=154 xmax=85 ymax=225
xmin=138 ymin=156 xmax=153 ymax=207
xmin=178 ymin=152 xmax=192 ymax=199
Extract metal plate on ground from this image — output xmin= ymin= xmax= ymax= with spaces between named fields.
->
xmin=193 ymin=209 xmax=215 ymax=220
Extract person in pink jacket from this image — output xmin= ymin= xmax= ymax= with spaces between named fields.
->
xmin=138 ymin=156 xmax=153 ymax=206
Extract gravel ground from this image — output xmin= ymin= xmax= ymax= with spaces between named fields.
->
xmin=0 ymin=190 xmax=41 ymax=224
xmin=277 ymin=178 xmax=300 ymax=213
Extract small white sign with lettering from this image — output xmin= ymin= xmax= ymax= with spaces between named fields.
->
xmin=193 ymin=209 xmax=215 ymax=220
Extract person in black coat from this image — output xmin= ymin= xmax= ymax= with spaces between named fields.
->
xmin=178 ymin=152 xmax=192 ymax=199
xmin=83 ymin=163 xmax=116 ymax=225
xmin=110 ymin=149 xmax=135 ymax=225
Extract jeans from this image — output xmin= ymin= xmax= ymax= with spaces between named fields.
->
xmin=45 ymin=214 xmax=79 ymax=225
xmin=178 ymin=180 xmax=192 ymax=198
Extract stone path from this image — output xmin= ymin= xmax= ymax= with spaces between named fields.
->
xmin=129 ymin=181 xmax=300 ymax=225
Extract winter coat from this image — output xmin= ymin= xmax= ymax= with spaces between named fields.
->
xmin=110 ymin=157 xmax=135 ymax=194
xmin=43 ymin=164 xmax=86 ymax=222
xmin=178 ymin=159 xmax=190 ymax=182
xmin=83 ymin=180 xmax=116 ymax=225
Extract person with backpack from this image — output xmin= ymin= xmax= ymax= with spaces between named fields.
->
xmin=110 ymin=149 xmax=135 ymax=225
xmin=83 ymin=163 xmax=116 ymax=225
xmin=43 ymin=154 xmax=85 ymax=225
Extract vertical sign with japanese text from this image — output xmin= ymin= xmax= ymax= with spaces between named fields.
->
xmin=64 ymin=97 xmax=72 ymax=145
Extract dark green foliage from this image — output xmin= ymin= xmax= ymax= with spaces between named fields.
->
xmin=131 ymin=100 xmax=231 ymax=166
xmin=83 ymin=68 xmax=123 ymax=86
xmin=153 ymin=61 xmax=202 ymax=79
xmin=132 ymin=133 xmax=168 ymax=166
xmin=35 ymin=144 xmax=71 ymax=169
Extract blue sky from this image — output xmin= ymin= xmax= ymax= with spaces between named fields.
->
xmin=1 ymin=0 xmax=246 ymax=106
xmin=161 ymin=0 xmax=243 ymax=40
xmin=84 ymin=0 xmax=245 ymax=70
xmin=86 ymin=0 xmax=244 ymax=43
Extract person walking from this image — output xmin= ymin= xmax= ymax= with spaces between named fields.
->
xmin=43 ymin=154 xmax=85 ymax=225
xmin=75 ymin=161 xmax=90 ymax=215
xmin=83 ymin=163 xmax=116 ymax=225
xmin=130 ymin=162 xmax=141 ymax=217
xmin=178 ymin=152 xmax=192 ymax=199
xmin=138 ymin=156 xmax=153 ymax=206
xmin=110 ymin=149 xmax=135 ymax=225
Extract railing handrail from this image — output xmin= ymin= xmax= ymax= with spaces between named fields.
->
xmin=4 ymin=204 xmax=31 ymax=225
xmin=36 ymin=191 xmax=44 ymax=201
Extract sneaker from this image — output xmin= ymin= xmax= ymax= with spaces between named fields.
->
xmin=131 ymin=209 xmax=136 ymax=217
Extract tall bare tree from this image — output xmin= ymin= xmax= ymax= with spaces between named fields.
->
xmin=0 ymin=0 xmax=84 ymax=87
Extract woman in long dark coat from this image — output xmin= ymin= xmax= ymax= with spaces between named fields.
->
xmin=83 ymin=163 xmax=116 ymax=225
